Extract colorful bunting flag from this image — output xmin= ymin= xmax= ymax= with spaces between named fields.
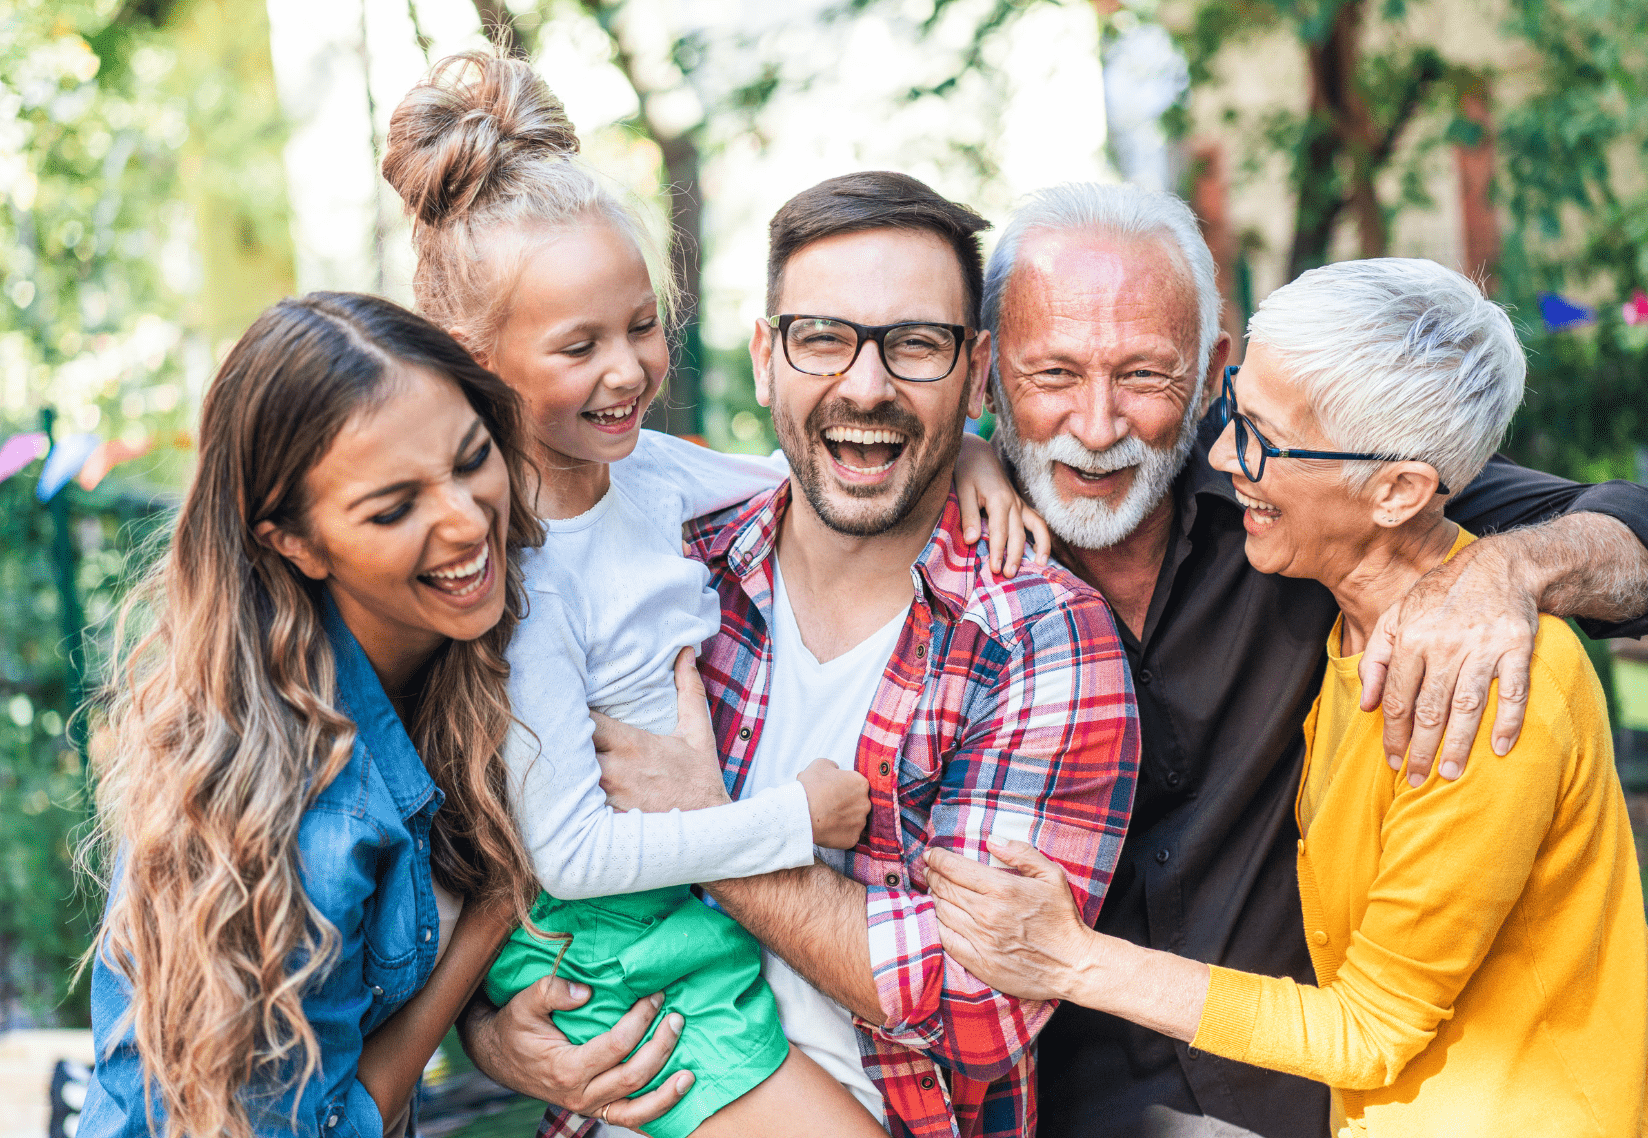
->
xmin=0 ymin=431 xmax=48 ymax=484
xmin=77 ymin=437 xmax=153 ymax=491
xmin=36 ymin=434 xmax=101 ymax=502
xmin=1539 ymin=292 xmax=1596 ymax=331
xmin=1624 ymin=289 xmax=1648 ymax=327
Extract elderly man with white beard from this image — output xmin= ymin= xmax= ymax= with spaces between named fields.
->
xmin=979 ymin=183 xmax=1648 ymax=1138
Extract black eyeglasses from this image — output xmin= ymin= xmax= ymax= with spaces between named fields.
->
xmin=1217 ymin=366 xmax=1451 ymax=494
xmin=768 ymin=314 xmax=974 ymax=383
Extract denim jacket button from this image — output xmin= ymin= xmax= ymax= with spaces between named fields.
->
xmin=372 ymin=986 xmax=384 ymax=997
xmin=326 ymin=1115 xmax=339 ymax=1128
xmin=423 ymin=928 xmax=432 ymax=942
xmin=416 ymin=838 xmax=424 ymax=850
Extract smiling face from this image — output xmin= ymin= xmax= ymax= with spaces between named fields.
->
xmin=1208 ymin=342 xmax=1383 ymax=581
xmin=483 ymin=219 xmax=668 ymax=471
xmin=261 ymin=364 xmax=511 ymax=688
xmin=992 ymin=230 xmax=1221 ymax=550
xmin=753 ymin=227 xmax=988 ymax=537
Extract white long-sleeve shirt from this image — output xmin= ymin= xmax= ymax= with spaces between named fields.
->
xmin=504 ymin=431 xmax=812 ymax=899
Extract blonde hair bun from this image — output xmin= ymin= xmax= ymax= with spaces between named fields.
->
xmin=384 ymin=50 xmax=581 ymax=229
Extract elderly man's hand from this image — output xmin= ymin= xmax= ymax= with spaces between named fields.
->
xmin=456 ymin=978 xmax=692 ymax=1127
xmin=1358 ymin=537 xmax=1537 ymax=786
xmin=593 ymin=648 xmax=730 ymax=812
xmin=923 ymin=838 xmax=1092 ymax=1003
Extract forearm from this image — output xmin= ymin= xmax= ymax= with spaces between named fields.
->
xmin=1065 ymin=932 xmax=1209 ymax=1044
xmin=358 ymin=901 xmax=515 ymax=1120
xmin=1491 ymin=513 xmax=1648 ymax=622
xmin=704 ymin=863 xmax=881 ymax=1020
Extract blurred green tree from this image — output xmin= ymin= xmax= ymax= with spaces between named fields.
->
xmin=0 ymin=0 xmax=293 ymax=1026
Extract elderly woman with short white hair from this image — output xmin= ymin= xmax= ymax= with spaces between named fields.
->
xmin=924 ymin=258 xmax=1647 ymax=1137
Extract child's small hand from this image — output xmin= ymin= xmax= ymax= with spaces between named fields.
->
xmin=797 ymin=758 xmax=871 ymax=850
xmin=956 ymin=433 xmax=1051 ymax=577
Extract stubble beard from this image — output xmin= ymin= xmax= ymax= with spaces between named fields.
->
xmin=994 ymin=384 xmax=1202 ymax=550
xmin=771 ymin=370 xmax=969 ymax=539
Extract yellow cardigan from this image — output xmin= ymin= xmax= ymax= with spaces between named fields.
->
xmin=1192 ymin=544 xmax=1648 ymax=1136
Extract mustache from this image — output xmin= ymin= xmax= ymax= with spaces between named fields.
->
xmin=1041 ymin=432 xmax=1152 ymax=474
xmin=804 ymin=399 xmax=925 ymax=441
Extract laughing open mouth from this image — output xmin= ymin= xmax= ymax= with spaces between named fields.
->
xmin=418 ymin=541 xmax=492 ymax=597
xmin=583 ymin=397 xmax=640 ymax=430
xmin=822 ymin=425 xmax=908 ymax=475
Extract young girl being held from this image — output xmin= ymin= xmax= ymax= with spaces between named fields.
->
xmin=383 ymin=53 xmax=1043 ymax=1138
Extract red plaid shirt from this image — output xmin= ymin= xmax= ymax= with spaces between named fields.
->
xmin=698 ymin=483 xmax=1136 ymax=1138
xmin=537 ymin=482 xmax=1138 ymax=1138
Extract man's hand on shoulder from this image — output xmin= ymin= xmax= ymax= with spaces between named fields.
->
xmin=1362 ymin=512 xmax=1648 ymax=785
xmin=1359 ymin=536 xmax=1537 ymax=786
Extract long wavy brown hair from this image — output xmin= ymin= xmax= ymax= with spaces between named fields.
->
xmin=85 ymin=292 xmax=542 ymax=1138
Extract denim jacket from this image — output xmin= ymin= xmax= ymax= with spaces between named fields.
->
xmin=81 ymin=598 xmax=445 ymax=1138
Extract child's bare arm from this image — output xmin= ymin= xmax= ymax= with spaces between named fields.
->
xmin=356 ymin=896 xmax=517 ymax=1127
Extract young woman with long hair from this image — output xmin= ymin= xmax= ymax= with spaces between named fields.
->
xmin=79 ymin=292 xmax=544 ymax=1138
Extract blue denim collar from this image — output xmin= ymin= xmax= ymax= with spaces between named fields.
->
xmin=322 ymin=593 xmax=439 ymax=820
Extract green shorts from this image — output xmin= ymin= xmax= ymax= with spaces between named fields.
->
xmin=485 ymin=885 xmax=790 ymax=1138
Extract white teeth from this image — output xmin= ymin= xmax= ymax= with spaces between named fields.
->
xmin=1234 ymin=488 xmax=1281 ymax=514
xmin=426 ymin=542 xmax=488 ymax=581
xmin=587 ymin=397 xmax=638 ymax=423
xmin=822 ymin=426 xmax=907 ymax=446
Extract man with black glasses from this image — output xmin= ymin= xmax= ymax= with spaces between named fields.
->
xmin=977 ymin=181 xmax=1648 ymax=1138
xmin=459 ymin=172 xmax=1141 ymax=1138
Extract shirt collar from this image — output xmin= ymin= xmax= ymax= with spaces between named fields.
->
xmin=322 ymin=594 xmax=439 ymax=819
xmin=1176 ymin=415 xmax=1240 ymax=536
xmin=713 ymin=478 xmax=974 ymax=623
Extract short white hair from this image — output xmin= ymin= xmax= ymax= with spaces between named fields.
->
xmin=1248 ymin=258 xmax=1525 ymax=495
xmin=982 ymin=182 xmax=1222 ymax=395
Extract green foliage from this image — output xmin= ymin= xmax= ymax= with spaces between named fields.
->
xmin=0 ymin=468 xmax=169 ymax=1027
xmin=1492 ymin=0 xmax=1648 ymax=485
xmin=0 ymin=0 xmax=198 ymax=1026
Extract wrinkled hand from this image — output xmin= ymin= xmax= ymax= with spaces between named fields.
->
xmin=458 ymin=976 xmax=692 ymax=1126
xmin=923 ymin=837 xmax=1090 ymax=1003
xmin=1358 ymin=539 xmax=1537 ymax=786
xmin=593 ymin=648 xmax=730 ymax=812
xmin=796 ymin=758 xmax=870 ymax=849
xmin=956 ymin=433 xmax=1051 ymax=577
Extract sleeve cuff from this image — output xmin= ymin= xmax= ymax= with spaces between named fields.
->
xmin=1570 ymin=481 xmax=1648 ymax=639
xmin=863 ymin=884 xmax=946 ymax=1047
xmin=750 ymin=780 xmax=817 ymax=870
xmin=1191 ymin=965 xmax=1263 ymax=1063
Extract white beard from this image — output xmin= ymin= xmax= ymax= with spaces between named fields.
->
xmin=995 ymin=395 xmax=1200 ymax=550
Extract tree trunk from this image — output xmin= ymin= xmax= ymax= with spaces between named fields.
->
xmin=1454 ymin=84 xmax=1500 ymax=291
xmin=657 ymin=133 xmax=705 ymax=437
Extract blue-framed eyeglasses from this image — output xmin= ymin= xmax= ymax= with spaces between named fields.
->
xmin=1217 ymin=366 xmax=1450 ymax=495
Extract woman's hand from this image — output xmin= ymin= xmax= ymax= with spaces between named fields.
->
xmin=593 ymin=649 xmax=730 ymax=813
xmin=456 ymin=977 xmax=693 ymax=1127
xmin=796 ymin=758 xmax=871 ymax=849
xmin=956 ymin=433 xmax=1050 ymax=577
xmin=923 ymin=836 xmax=1093 ymax=1002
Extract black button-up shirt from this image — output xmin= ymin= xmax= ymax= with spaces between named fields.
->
xmin=1038 ymin=417 xmax=1648 ymax=1138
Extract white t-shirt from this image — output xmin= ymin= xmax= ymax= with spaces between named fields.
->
xmin=504 ymin=431 xmax=816 ymax=899
xmin=737 ymin=563 xmax=908 ymax=1124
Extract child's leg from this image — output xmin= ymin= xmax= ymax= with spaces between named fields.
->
xmin=686 ymin=1045 xmax=888 ymax=1138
